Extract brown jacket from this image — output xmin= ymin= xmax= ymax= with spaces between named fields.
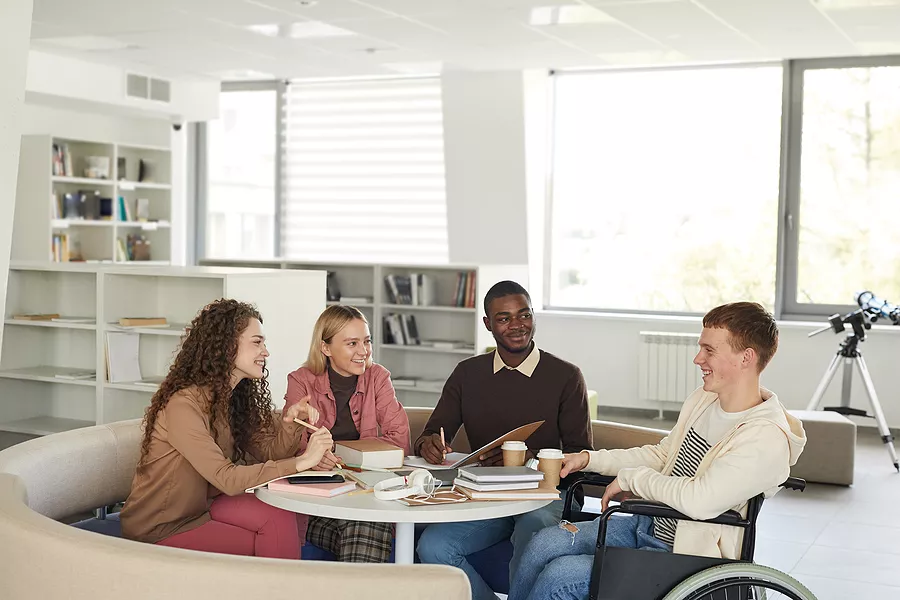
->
xmin=121 ymin=386 xmax=305 ymax=543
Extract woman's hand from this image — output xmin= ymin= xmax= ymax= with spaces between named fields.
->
xmin=559 ymin=451 xmax=590 ymax=478
xmin=283 ymin=395 xmax=319 ymax=426
xmin=295 ymin=427 xmax=333 ymax=472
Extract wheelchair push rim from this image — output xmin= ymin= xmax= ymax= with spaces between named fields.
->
xmin=662 ymin=563 xmax=817 ymax=600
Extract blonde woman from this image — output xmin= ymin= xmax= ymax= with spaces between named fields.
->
xmin=284 ymin=305 xmax=410 ymax=562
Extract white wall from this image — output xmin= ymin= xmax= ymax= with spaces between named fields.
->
xmin=439 ymin=70 xmax=900 ymax=430
xmin=0 ymin=0 xmax=34 ymax=350
xmin=442 ymin=71 xmax=529 ymax=265
xmin=21 ymin=103 xmax=170 ymax=147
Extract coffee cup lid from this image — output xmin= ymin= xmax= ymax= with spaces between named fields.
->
xmin=537 ymin=448 xmax=564 ymax=459
xmin=502 ymin=441 xmax=527 ymax=450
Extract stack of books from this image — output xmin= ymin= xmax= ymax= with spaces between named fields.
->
xmin=453 ymin=466 xmax=559 ymax=501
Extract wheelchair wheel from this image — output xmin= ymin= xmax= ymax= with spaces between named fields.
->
xmin=662 ymin=563 xmax=817 ymax=600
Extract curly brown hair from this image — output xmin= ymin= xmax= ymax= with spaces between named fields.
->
xmin=137 ymin=298 xmax=276 ymax=468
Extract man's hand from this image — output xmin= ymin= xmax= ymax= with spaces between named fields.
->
xmin=560 ymin=451 xmax=590 ymax=478
xmin=419 ymin=433 xmax=452 ymax=465
xmin=295 ymin=428 xmax=333 ymax=472
xmin=477 ymin=446 xmax=503 ymax=467
xmin=283 ymin=395 xmax=320 ymax=426
xmin=600 ymin=477 xmax=637 ymax=512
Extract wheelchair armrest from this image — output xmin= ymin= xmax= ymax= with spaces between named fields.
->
xmin=618 ymin=499 xmax=748 ymax=527
xmin=781 ymin=477 xmax=806 ymax=492
xmin=561 ymin=473 xmax=616 ymax=521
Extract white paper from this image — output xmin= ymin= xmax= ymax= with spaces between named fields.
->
xmin=106 ymin=332 xmax=142 ymax=383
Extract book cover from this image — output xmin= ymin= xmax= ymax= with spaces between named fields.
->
xmin=457 ymin=466 xmax=545 ymax=484
xmin=266 ymin=480 xmax=357 ymax=497
xmin=334 ymin=439 xmax=404 ymax=469
xmin=453 ymin=478 xmax=540 ymax=492
xmin=456 ymin=486 xmax=560 ymax=502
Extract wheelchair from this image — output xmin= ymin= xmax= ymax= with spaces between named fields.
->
xmin=560 ymin=474 xmax=818 ymax=600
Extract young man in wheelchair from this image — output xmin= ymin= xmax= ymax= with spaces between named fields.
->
xmin=509 ymin=302 xmax=807 ymax=600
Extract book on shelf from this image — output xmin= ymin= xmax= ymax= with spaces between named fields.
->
xmin=118 ymin=317 xmax=167 ymax=327
xmin=326 ymin=271 xmax=341 ymax=301
xmin=339 ymin=296 xmax=373 ymax=304
xmin=454 ymin=271 xmax=476 ymax=308
xmin=54 ymin=370 xmax=96 ymax=381
xmin=12 ymin=313 xmax=61 ymax=321
xmin=382 ymin=313 xmax=420 ymax=345
xmin=106 ymin=332 xmax=142 ymax=383
xmin=383 ymin=273 xmax=435 ymax=306
xmin=333 ymin=439 xmax=405 ymax=470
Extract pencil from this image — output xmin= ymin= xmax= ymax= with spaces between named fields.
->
xmin=440 ymin=426 xmax=446 ymax=459
xmin=293 ymin=418 xmax=318 ymax=432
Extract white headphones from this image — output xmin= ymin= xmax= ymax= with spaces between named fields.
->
xmin=373 ymin=469 xmax=438 ymax=501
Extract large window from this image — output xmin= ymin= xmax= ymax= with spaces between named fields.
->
xmin=206 ymin=86 xmax=277 ymax=259
xmin=793 ymin=64 xmax=900 ymax=309
xmin=281 ymin=78 xmax=449 ymax=263
xmin=548 ymin=66 xmax=784 ymax=313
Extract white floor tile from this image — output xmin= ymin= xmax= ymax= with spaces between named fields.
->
xmin=789 ymin=574 xmax=900 ymax=600
xmin=813 ymin=520 xmax=900 ymax=556
xmin=793 ymin=545 xmax=900 ymax=588
xmin=753 ymin=538 xmax=811 ymax=574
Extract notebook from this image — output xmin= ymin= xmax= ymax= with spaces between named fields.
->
xmin=403 ymin=421 xmax=545 ymax=470
xmin=453 ymin=478 xmax=540 ymax=492
xmin=244 ymin=471 xmax=343 ymax=493
xmin=267 ymin=480 xmax=357 ymax=497
xmin=457 ymin=466 xmax=545 ymax=483
xmin=334 ymin=439 xmax=404 ymax=470
xmin=456 ymin=486 xmax=560 ymax=502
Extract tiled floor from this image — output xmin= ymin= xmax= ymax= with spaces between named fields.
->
xmin=597 ymin=410 xmax=900 ymax=599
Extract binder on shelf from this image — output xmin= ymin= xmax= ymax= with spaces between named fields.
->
xmin=106 ymin=332 xmax=142 ymax=383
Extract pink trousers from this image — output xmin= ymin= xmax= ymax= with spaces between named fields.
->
xmin=156 ymin=494 xmax=300 ymax=559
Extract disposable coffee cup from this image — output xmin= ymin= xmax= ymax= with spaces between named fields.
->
xmin=502 ymin=441 xmax=528 ymax=467
xmin=537 ymin=448 xmax=564 ymax=488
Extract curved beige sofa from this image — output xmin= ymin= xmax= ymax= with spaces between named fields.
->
xmin=0 ymin=419 xmax=470 ymax=600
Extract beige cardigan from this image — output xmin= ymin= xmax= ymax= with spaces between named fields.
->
xmin=585 ymin=387 xmax=806 ymax=559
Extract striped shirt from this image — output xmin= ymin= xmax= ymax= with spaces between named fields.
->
xmin=652 ymin=401 xmax=752 ymax=546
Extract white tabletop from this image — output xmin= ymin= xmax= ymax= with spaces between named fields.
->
xmin=256 ymin=487 xmax=552 ymax=524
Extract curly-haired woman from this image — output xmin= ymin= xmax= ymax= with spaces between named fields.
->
xmin=121 ymin=299 xmax=332 ymax=559
xmin=284 ymin=305 xmax=410 ymax=562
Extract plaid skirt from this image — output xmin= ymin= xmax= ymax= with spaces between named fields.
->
xmin=305 ymin=516 xmax=393 ymax=563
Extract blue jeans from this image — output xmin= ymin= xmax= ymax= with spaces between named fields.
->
xmin=508 ymin=514 xmax=672 ymax=600
xmin=417 ymin=500 xmax=568 ymax=600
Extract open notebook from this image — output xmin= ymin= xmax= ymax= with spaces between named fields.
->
xmin=403 ymin=421 xmax=545 ymax=470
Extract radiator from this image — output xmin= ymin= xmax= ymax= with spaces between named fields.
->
xmin=638 ymin=331 xmax=701 ymax=406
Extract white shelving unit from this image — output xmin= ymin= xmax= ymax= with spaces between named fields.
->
xmin=201 ymin=259 xmax=528 ymax=407
xmin=0 ymin=262 xmax=326 ymax=435
xmin=13 ymin=135 xmax=173 ymax=265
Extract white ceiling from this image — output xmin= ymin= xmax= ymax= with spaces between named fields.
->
xmin=28 ymin=0 xmax=900 ymax=81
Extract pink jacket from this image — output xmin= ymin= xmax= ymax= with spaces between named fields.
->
xmin=284 ymin=362 xmax=411 ymax=455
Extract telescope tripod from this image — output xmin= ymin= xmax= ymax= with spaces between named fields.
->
xmin=807 ymin=334 xmax=899 ymax=472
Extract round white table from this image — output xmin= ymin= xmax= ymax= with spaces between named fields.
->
xmin=256 ymin=487 xmax=552 ymax=564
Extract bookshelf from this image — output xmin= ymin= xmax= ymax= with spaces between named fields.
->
xmin=200 ymin=259 xmax=528 ymax=407
xmin=0 ymin=262 xmax=326 ymax=435
xmin=12 ymin=135 xmax=174 ymax=265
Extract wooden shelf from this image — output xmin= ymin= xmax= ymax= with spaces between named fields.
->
xmin=380 ymin=344 xmax=474 ymax=355
xmin=4 ymin=318 xmax=96 ymax=330
xmin=51 ymin=219 xmax=116 ymax=228
xmin=382 ymin=304 xmax=476 ymax=314
xmin=104 ymin=322 xmax=187 ymax=337
xmin=326 ymin=300 xmax=374 ymax=307
xmin=0 ymin=416 xmax=94 ymax=436
xmin=51 ymin=176 xmax=115 ymax=186
xmin=0 ymin=366 xmax=97 ymax=386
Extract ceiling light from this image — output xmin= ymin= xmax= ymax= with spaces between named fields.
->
xmin=247 ymin=21 xmax=357 ymax=39
xmin=530 ymin=5 xmax=616 ymax=26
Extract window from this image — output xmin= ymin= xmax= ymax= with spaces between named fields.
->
xmin=548 ymin=66 xmax=784 ymax=313
xmin=206 ymin=87 xmax=277 ymax=259
xmin=281 ymin=78 xmax=449 ymax=263
xmin=792 ymin=64 xmax=900 ymax=309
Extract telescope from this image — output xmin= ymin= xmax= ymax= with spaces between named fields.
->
xmin=807 ymin=290 xmax=899 ymax=472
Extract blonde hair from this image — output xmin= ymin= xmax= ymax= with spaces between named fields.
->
xmin=305 ymin=305 xmax=373 ymax=375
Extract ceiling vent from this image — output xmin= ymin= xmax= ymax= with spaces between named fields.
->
xmin=126 ymin=73 xmax=171 ymax=103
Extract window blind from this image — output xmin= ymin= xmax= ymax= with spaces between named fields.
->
xmin=281 ymin=77 xmax=449 ymax=263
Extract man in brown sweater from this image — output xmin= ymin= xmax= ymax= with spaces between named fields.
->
xmin=415 ymin=281 xmax=593 ymax=600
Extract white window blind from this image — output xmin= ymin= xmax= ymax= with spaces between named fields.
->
xmin=281 ymin=77 xmax=449 ymax=263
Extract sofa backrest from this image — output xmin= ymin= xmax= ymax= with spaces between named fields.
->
xmin=0 ymin=419 xmax=141 ymax=519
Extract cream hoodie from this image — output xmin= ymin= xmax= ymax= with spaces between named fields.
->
xmin=585 ymin=387 xmax=806 ymax=559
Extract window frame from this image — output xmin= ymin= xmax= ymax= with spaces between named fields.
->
xmin=195 ymin=80 xmax=284 ymax=261
xmin=544 ymin=57 xmax=900 ymax=320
